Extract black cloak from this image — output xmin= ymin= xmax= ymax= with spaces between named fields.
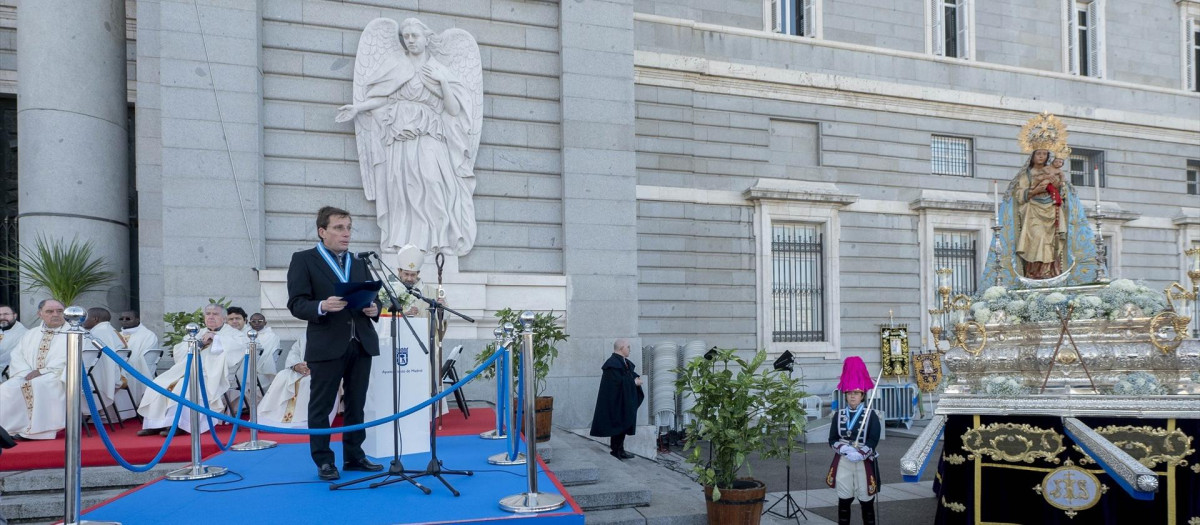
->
xmin=589 ymin=353 xmax=645 ymax=437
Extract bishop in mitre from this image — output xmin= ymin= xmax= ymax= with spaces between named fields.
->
xmin=0 ymin=299 xmax=68 ymax=440
xmin=259 ymin=337 xmax=339 ymax=428
xmin=118 ymin=310 xmax=160 ymax=404
xmin=137 ymin=304 xmax=249 ymax=435
xmin=0 ymin=304 xmax=29 ymax=377
xmin=394 ymin=244 xmax=445 ymax=318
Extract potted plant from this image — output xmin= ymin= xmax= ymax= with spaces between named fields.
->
xmin=0 ymin=234 xmax=115 ymax=306
xmin=162 ymin=297 xmax=233 ymax=347
xmin=474 ymin=308 xmax=568 ymax=442
xmin=675 ymin=347 xmax=807 ymax=525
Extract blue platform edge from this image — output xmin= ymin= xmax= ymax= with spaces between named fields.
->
xmin=82 ymin=436 xmax=585 ymax=524
xmin=1061 ymin=425 xmax=1155 ymax=501
xmin=902 ymin=426 xmax=943 ymax=483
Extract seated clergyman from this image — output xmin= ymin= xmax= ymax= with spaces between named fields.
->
xmin=258 ymin=337 xmax=340 ymax=428
xmin=0 ymin=299 xmax=68 ymax=440
xmin=137 ymin=304 xmax=249 ymax=436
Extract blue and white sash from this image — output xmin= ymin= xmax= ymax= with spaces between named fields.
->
xmin=315 ymin=243 xmax=351 ymax=283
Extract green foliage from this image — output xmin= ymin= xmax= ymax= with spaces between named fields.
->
xmin=675 ymin=348 xmax=807 ymax=499
xmin=473 ymin=308 xmax=568 ymax=397
xmin=162 ymin=297 xmax=232 ymax=347
xmin=0 ymin=234 xmax=115 ymax=307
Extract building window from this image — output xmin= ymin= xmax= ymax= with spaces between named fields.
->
xmin=1065 ymin=0 xmax=1105 ymax=77
xmin=930 ymin=0 xmax=971 ymax=59
xmin=934 ymin=231 xmax=977 ymax=297
xmin=1188 ymin=160 xmax=1199 ymax=195
xmin=1068 ymin=149 xmax=1105 ymax=187
xmin=1187 ymin=16 xmax=1199 ymax=91
xmin=771 ymin=0 xmax=818 ymax=37
xmin=771 ymin=223 xmax=824 ymax=342
xmin=931 ymin=135 xmax=973 ymax=177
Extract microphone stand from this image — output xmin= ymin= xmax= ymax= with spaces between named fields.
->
xmin=370 ymin=253 xmax=477 ymax=496
xmin=330 ymin=254 xmax=430 ymax=494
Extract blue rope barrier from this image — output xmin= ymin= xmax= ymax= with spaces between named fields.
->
xmin=95 ymin=344 xmax=503 ymax=435
xmin=194 ymin=353 xmax=249 ymax=450
xmin=80 ymin=355 xmax=192 ymax=472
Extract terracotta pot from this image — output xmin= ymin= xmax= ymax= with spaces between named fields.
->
xmin=534 ymin=396 xmax=553 ymax=442
xmin=703 ymin=479 xmax=766 ymax=525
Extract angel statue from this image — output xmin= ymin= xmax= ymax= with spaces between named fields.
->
xmin=336 ymin=18 xmax=483 ymax=256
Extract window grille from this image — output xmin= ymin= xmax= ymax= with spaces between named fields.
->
xmin=1068 ymin=149 xmax=1105 ymax=187
xmin=772 ymin=223 xmax=824 ymax=342
xmin=934 ymin=231 xmax=977 ymax=297
xmin=931 ymin=136 xmax=973 ymax=177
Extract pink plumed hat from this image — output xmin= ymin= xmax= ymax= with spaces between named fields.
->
xmin=837 ymin=356 xmax=874 ymax=392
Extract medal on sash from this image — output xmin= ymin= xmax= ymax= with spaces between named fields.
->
xmin=315 ymin=243 xmax=351 ymax=283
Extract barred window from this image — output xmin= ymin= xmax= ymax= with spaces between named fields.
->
xmin=772 ymin=223 xmax=824 ymax=342
xmin=934 ymin=230 xmax=977 ymax=297
xmin=1068 ymin=149 xmax=1105 ymax=187
xmin=931 ymin=135 xmax=973 ymax=177
xmin=1188 ymin=160 xmax=1199 ymax=195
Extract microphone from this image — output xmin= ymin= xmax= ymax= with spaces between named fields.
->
xmin=355 ymin=251 xmax=377 ymax=260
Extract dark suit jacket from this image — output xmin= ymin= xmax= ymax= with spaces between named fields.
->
xmin=286 ymin=247 xmax=381 ymax=362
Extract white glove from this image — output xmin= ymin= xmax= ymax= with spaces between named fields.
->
xmin=859 ymin=445 xmax=872 ymax=456
xmin=833 ymin=443 xmax=851 ymax=455
xmin=845 ymin=449 xmax=865 ymax=462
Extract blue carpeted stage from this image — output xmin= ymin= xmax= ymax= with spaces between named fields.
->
xmin=82 ymin=436 xmax=584 ymax=524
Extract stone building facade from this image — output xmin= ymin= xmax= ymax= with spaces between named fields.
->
xmin=3 ymin=0 xmax=1197 ymax=428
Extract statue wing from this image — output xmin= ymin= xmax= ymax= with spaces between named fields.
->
xmin=432 ymin=28 xmax=483 ymax=174
xmin=351 ymin=18 xmax=403 ymax=201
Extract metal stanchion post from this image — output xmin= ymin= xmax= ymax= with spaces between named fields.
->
xmin=166 ymin=323 xmax=228 ymax=481
xmin=489 ymin=323 xmax=524 ymax=465
xmin=499 ymin=312 xmax=565 ymax=513
xmin=480 ymin=327 xmax=508 ymax=440
xmin=64 ymin=306 xmax=122 ymax=525
xmin=232 ymin=329 xmax=276 ymax=451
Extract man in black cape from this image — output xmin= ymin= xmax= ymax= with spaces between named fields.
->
xmin=589 ymin=339 xmax=644 ymax=459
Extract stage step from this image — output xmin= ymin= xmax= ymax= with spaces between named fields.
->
xmin=2 ymin=487 xmax=127 ymax=523
xmin=568 ymin=468 xmax=652 ymax=511
xmin=0 ymin=464 xmax=181 ymax=524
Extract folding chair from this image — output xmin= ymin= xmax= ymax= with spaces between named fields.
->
xmin=82 ymin=348 xmax=122 ymax=435
xmin=440 ymin=345 xmax=470 ymax=419
xmin=111 ymin=348 xmax=140 ymax=422
xmin=142 ymin=348 xmax=165 ymax=377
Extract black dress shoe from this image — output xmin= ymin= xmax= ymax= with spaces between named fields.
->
xmin=616 ymin=451 xmax=635 ymax=460
xmin=343 ymin=458 xmax=383 ymax=472
xmin=318 ymin=464 xmax=341 ymax=481
xmin=0 ymin=428 xmax=17 ymax=449
xmin=136 ymin=428 xmax=165 ymax=437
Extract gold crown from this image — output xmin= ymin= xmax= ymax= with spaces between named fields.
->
xmin=1018 ymin=111 xmax=1070 ymax=158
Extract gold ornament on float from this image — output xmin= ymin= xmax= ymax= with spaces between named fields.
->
xmin=1018 ymin=111 xmax=1071 ymax=159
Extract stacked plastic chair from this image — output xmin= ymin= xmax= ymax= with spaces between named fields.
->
xmin=677 ymin=341 xmax=707 ymax=427
xmin=650 ymin=341 xmax=679 ymax=430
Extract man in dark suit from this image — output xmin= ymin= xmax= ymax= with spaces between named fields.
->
xmin=287 ymin=206 xmax=384 ymax=480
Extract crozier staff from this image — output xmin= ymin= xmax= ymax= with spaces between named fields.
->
xmin=286 ymin=206 xmax=383 ymax=481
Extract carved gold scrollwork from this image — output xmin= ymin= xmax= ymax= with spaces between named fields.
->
xmin=941 ymin=496 xmax=966 ymax=513
xmin=962 ymin=423 xmax=1064 ymax=464
xmin=944 ymin=453 xmax=966 ymax=465
xmin=1072 ymin=425 xmax=1194 ymax=469
xmin=1149 ymin=311 xmax=1184 ymax=354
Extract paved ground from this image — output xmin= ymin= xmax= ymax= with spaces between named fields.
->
xmin=585 ymin=419 xmax=943 ymax=524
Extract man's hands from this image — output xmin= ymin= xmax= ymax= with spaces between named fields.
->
xmin=634 ymin=377 xmax=643 ymax=387
xmin=321 ymin=296 xmax=347 ymax=313
xmin=24 ymin=370 xmax=42 ymax=381
xmin=200 ymin=332 xmax=216 ymax=347
xmin=363 ymin=304 xmax=379 ymax=317
xmin=404 ymin=306 xmax=419 ymax=317
xmin=292 ymin=362 xmax=310 ymax=376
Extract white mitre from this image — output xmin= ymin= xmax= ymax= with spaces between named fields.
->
xmin=397 ymin=244 xmax=423 ymax=272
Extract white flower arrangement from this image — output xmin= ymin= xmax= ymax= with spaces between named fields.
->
xmin=979 ymin=375 xmax=1029 ymax=397
xmin=968 ymin=280 xmax=1167 ymax=325
xmin=1110 ymin=371 xmax=1168 ymax=396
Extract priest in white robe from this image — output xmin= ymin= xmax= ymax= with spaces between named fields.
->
xmin=0 ymin=299 xmax=67 ymax=440
xmin=247 ymin=313 xmax=280 ymax=392
xmin=259 ymin=337 xmax=339 ymax=428
xmin=0 ymin=305 xmax=29 ymax=378
xmin=137 ymin=304 xmax=249 ymax=435
xmin=84 ymin=308 xmax=126 ymax=418
xmin=393 ymin=244 xmax=445 ymax=318
xmin=118 ymin=310 xmax=160 ymax=404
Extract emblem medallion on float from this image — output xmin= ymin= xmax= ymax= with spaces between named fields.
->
xmin=1035 ymin=462 xmax=1106 ymax=519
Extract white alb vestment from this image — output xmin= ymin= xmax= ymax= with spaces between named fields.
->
xmin=251 ymin=326 xmax=280 ymax=392
xmin=259 ymin=338 xmax=338 ymax=428
xmin=137 ymin=324 xmax=249 ymax=434
xmin=0 ymin=325 xmax=67 ymax=439
xmin=0 ymin=321 xmax=29 ymax=376
xmin=120 ymin=324 xmax=160 ymax=404
xmin=87 ymin=321 xmax=126 ymax=413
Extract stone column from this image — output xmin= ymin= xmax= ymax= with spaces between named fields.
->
xmin=17 ymin=0 xmax=130 ymax=315
xmin=556 ymin=0 xmax=641 ymax=430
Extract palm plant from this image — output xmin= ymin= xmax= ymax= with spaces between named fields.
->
xmin=0 ymin=234 xmax=115 ymax=306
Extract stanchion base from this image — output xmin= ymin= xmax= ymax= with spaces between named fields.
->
xmin=231 ymin=439 xmax=278 ymax=451
xmin=165 ymin=464 xmax=228 ymax=481
xmin=498 ymin=492 xmax=566 ymax=513
xmin=488 ymin=451 xmax=526 ymax=465
xmin=479 ymin=429 xmax=507 ymax=440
